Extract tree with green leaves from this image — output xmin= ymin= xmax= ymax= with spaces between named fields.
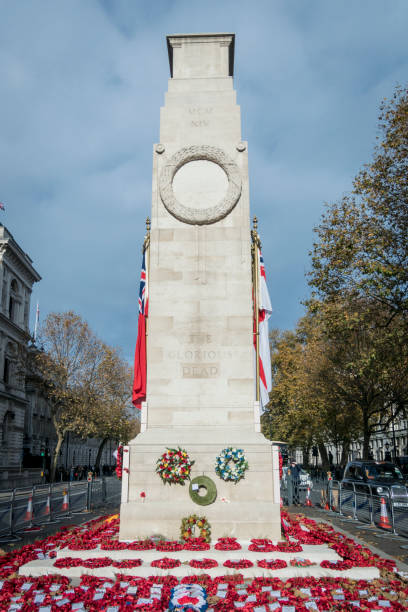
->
xmin=309 ymin=85 xmax=408 ymax=322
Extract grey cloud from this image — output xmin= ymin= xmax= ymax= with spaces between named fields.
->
xmin=1 ymin=0 xmax=407 ymax=361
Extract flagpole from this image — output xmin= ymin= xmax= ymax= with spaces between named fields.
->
xmin=34 ymin=302 xmax=40 ymax=343
xmin=251 ymin=216 xmax=261 ymax=403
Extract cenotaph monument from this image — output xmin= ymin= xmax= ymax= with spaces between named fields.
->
xmin=119 ymin=33 xmax=281 ymax=541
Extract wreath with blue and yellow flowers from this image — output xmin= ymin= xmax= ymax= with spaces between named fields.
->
xmin=215 ymin=447 xmax=248 ymax=483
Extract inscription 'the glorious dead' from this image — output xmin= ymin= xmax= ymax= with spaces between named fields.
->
xmin=182 ymin=363 xmax=219 ymax=378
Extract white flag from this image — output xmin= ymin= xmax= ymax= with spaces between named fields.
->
xmin=258 ymin=249 xmax=272 ymax=412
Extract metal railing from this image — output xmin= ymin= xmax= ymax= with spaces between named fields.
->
xmin=0 ymin=476 xmax=121 ymax=543
xmin=281 ymin=476 xmax=408 ymax=538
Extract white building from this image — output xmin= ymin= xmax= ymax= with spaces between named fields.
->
xmin=0 ymin=224 xmax=41 ymax=478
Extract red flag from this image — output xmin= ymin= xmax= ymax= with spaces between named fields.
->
xmin=132 ymin=252 xmax=148 ymax=408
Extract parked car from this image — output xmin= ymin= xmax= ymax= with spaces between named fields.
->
xmin=282 ymin=466 xmax=313 ymax=489
xmin=341 ymin=460 xmax=408 ymax=507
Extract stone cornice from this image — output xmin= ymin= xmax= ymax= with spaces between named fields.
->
xmin=0 ymin=312 xmax=31 ymax=341
xmin=0 ymin=388 xmax=29 ymax=405
xmin=0 ymin=226 xmax=41 ymax=286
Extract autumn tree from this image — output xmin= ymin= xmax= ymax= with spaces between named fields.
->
xmin=308 ymin=299 xmax=408 ymax=459
xmin=87 ymin=346 xmax=138 ymax=471
xmin=263 ymin=320 xmax=359 ymax=468
xmin=34 ymin=311 xmax=135 ymax=481
xmin=309 ymin=85 xmax=408 ymax=323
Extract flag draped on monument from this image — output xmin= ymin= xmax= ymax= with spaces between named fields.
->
xmin=257 ymin=249 xmax=272 ymax=412
xmin=132 ymin=251 xmax=148 ymax=408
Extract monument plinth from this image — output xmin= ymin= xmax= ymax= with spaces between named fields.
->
xmin=119 ymin=33 xmax=281 ymax=541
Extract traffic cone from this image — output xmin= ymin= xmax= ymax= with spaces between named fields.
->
xmin=44 ymin=493 xmax=51 ymax=516
xmin=24 ymin=494 xmax=41 ymax=531
xmin=305 ymin=486 xmax=313 ymax=507
xmin=379 ymin=497 xmax=392 ymax=530
xmin=62 ymin=488 xmax=69 ymax=512
xmin=25 ymin=494 xmax=33 ymax=522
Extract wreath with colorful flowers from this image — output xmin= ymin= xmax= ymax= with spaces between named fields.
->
xmin=181 ymin=514 xmax=211 ymax=543
xmin=215 ymin=447 xmax=248 ymax=482
xmin=156 ymin=447 xmax=194 ymax=485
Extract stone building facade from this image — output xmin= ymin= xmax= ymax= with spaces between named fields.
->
xmin=0 ymin=224 xmax=125 ymax=488
xmin=0 ymin=224 xmax=41 ymax=475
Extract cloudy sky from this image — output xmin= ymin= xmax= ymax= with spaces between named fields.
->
xmin=1 ymin=0 xmax=407 ymax=362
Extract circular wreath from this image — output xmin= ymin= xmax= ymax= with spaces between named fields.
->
xmin=215 ymin=447 xmax=248 ymax=482
xmin=181 ymin=514 xmax=211 ymax=543
xmin=156 ymin=447 xmax=194 ymax=485
xmin=189 ymin=475 xmax=217 ymax=506
xmin=159 ymin=145 xmax=242 ymax=226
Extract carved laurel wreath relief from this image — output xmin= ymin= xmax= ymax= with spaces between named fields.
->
xmin=159 ymin=145 xmax=242 ymax=225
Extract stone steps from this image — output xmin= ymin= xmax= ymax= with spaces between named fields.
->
xmin=19 ymin=542 xmax=380 ymax=580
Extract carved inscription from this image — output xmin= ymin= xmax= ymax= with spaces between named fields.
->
xmin=188 ymin=107 xmax=213 ymax=115
xmin=169 ymin=331 xmax=231 ymax=377
xmin=191 ymin=120 xmax=209 ymax=128
xmin=182 ymin=363 xmax=219 ymax=378
xmin=189 ymin=333 xmax=211 ymax=344
xmin=168 ymin=349 xmax=232 ymax=361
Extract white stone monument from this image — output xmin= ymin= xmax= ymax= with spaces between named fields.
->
xmin=119 ymin=33 xmax=281 ymax=541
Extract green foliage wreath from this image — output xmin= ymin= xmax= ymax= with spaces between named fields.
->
xmin=189 ymin=475 xmax=217 ymax=506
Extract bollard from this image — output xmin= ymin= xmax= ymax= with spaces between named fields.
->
xmin=328 ymin=479 xmax=333 ymax=512
xmin=86 ymin=480 xmax=92 ymax=511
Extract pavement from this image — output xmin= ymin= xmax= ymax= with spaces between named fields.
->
xmin=288 ymin=503 xmax=408 ymax=572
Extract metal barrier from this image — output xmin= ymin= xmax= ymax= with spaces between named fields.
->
xmin=287 ymin=477 xmax=408 ymax=539
xmin=0 ymin=476 xmax=121 ymax=542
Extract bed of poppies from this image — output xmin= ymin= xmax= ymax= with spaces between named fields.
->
xmin=0 ymin=511 xmax=407 ymax=610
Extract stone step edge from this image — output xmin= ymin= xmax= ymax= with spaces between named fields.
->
xmin=19 ymin=558 xmax=380 ymax=581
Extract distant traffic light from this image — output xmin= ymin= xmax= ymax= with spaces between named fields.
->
xmin=40 ymin=446 xmax=45 ymax=457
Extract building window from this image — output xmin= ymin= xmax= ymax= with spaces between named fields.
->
xmin=2 ymin=411 xmax=14 ymax=446
xmin=3 ymin=358 xmax=10 ymax=384
xmin=8 ymin=279 xmax=20 ymax=323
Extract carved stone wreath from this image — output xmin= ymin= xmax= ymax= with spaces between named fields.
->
xmin=159 ymin=145 xmax=242 ymax=225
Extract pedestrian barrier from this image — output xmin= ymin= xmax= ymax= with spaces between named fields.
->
xmin=0 ymin=476 xmax=121 ymax=541
xmin=287 ymin=477 xmax=408 ymax=539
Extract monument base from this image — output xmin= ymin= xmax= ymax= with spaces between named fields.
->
xmin=118 ymin=428 xmax=281 ymax=542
